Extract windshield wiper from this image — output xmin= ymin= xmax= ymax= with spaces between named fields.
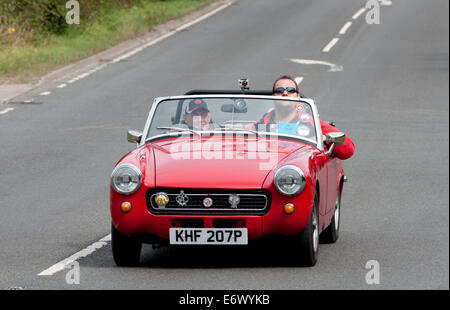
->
xmin=156 ymin=126 xmax=200 ymax=136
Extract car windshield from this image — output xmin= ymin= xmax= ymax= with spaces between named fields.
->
xmin=146 ymin=96 xmax=318 ymax=143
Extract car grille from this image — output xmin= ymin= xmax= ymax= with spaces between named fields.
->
xmin=146 ymin=188 xmax=271 ymax=215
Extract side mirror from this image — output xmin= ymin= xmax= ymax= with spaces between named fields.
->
xmin=326 ymin=132 xmax=345 ymax=145
xmin=325 ymin=132 xmax=345 ymax=155
xmin=127 ymin=130 xmax=142 ymax=144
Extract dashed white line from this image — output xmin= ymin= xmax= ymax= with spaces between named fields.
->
xmin=322 ymin=38 xmax=340 ymax=53
xmin=40 ymin=91 xmax=51 ymax=96
xmin=57 ymin=84 xmax=67 ymax=88
xmin=38 ymin=234 xmax=111 ymax=276
xmin=352 ymin=7 xmax=367 ymax=20
xmin=339 ymin=21 xmax=353 ymax=35
xmin=0 ymin=107 xmax=14 ymax=115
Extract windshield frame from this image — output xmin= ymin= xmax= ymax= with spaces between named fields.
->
xmin=141 ymin=95 xmax=324 ymax=151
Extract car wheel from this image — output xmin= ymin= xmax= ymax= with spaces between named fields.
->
xmin=111 ymin=223 xmax=142 ymax=266
xmin=320 ymin=188 xmax=341 ymax=244
xmin=292 ymin=194 xmax=319 ymax=266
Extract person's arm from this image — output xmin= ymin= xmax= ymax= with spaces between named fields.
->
xmin=320 ymin=120 xmax=355 ymax=160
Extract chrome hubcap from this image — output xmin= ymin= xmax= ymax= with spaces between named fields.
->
xmin=334 ymin=195 xmax=340 ymax=231
xmin=312 ymin=209 xmax=319 ymax=253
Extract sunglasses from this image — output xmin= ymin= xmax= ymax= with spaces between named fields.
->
xmin=274 ymin=87 xmax=298 ymax=94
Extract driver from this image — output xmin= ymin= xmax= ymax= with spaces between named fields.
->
xmin=182 ymin=99 xmax=213 ymax=130
xmin=254 ymin=75 xmax=355 ymax=160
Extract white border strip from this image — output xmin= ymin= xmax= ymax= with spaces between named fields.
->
xmin=111 ymin=2 xmax=232 ymax=64
xmin=176 ymin=2 xmax=233 ymax=32
xmin=58 ymin=2 xmax=233 ymax=86
xmin=38 ymin=234 xmax=111 ymax=276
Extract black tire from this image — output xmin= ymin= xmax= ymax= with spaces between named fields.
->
xmin=111 ymin=223 xmax=142 ymax=266
xmin=320 ymin=188 xmax=341 ymax=244
xmin=292 ymin=194 xmax=319 ymax=267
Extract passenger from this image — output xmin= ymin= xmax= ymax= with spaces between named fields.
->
xmin=182 ymin=99 xmax=212 ymax=130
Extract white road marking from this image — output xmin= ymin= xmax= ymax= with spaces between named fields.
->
xmin=378 ymin=0 xmax=392 ymax=6
xmin=288 ymin=58 xmax=344 ymax=72
xmin=176 ymin=3 xmax=233 ymax=32
xmin=294 ymin=76 xmax=304 ymax=86
xmin=0 ymin=107 xmax=14 ymax=115
xmin=57 ymin=84 xmax=67 ymax=88
xmin=112 ymin=2 xmax=232 ymax=64
xmin=40 ymin=91 xmax=51 ymax=96
xmin=112 ymin=31 xmax=176 ymax=63
xmin=352 ymin=7 xmax=367 ymax=20
xmin=38 ymin=234 xmax=111 ymax=276
xmin=53 ymin=2 xmax=232 ymax=88
xmin=322 ymin=37 xmax=339 ymax=53
xmin=339 ymin=21 xmax=353 ymax=35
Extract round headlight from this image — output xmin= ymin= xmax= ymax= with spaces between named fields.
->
xmin=274 ymin=165 xmax=306 ymax=196
xmin=111 ymin=163 xmax=142 ymax=195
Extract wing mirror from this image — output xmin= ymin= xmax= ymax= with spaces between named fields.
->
xmin=127 ymin=130 xmax=142 ymax=144
xmin=325 ymin=132 xmax=345 ymax=155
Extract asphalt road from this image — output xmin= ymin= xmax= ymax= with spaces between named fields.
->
xmin=0 ymin=0 xmax=448 ymax=290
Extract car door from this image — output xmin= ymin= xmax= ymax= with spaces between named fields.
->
xmin=325 ymin=150 xmax=339 ymax=215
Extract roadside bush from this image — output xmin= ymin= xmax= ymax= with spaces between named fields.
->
xmin=0 ymin=0 xmax=139 ymax=44
xmin=0 ymin=0 xmax=214 ymax=81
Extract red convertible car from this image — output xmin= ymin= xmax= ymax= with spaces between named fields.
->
xmin=110 ymin=88 xmax=348 ymax=267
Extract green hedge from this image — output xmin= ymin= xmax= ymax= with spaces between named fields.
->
xmin=0 ymin=0 xmax=214 ymax=80
xmin=0 ymin=0 xmax=147 ymax=43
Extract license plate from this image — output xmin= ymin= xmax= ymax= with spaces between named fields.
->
xmin=169 ymin=228 xmax=248 ymax=245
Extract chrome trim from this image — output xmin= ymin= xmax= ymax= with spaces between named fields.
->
xmin=145 ymin=131 xmax=317 ymax=146
xmin=326 ymin=143 xmax=335 ymax=156
xmin=127 ymin=130 xmax=142 ymax=144
xmin=274 ymin=165 xmax=306 ymax=196
xmin=110 ymin=163 xmax=142 ymax=195
xmin=326 ymin=132 xmax=346 ymax=146
xmin=141 ymin=95 xmax=323 ymax=151
xmin=149 ymin=192 xmax=268 ymax=212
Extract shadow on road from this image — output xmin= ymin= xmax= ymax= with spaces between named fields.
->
xmin=138 ymin=239 xmax=320 ymax=269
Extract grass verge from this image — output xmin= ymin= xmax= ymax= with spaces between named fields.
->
xmin=0 ymin=0 xmax=216 ymax=83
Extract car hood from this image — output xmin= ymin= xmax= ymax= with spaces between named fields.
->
xmin=149 ymin=136 xmax=312 ymax=189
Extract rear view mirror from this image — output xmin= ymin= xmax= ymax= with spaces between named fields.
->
xmin=127 ymin=130 xmax=142 ymax=144
xmin=221 ymin=99 xmax=247 ymax=113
